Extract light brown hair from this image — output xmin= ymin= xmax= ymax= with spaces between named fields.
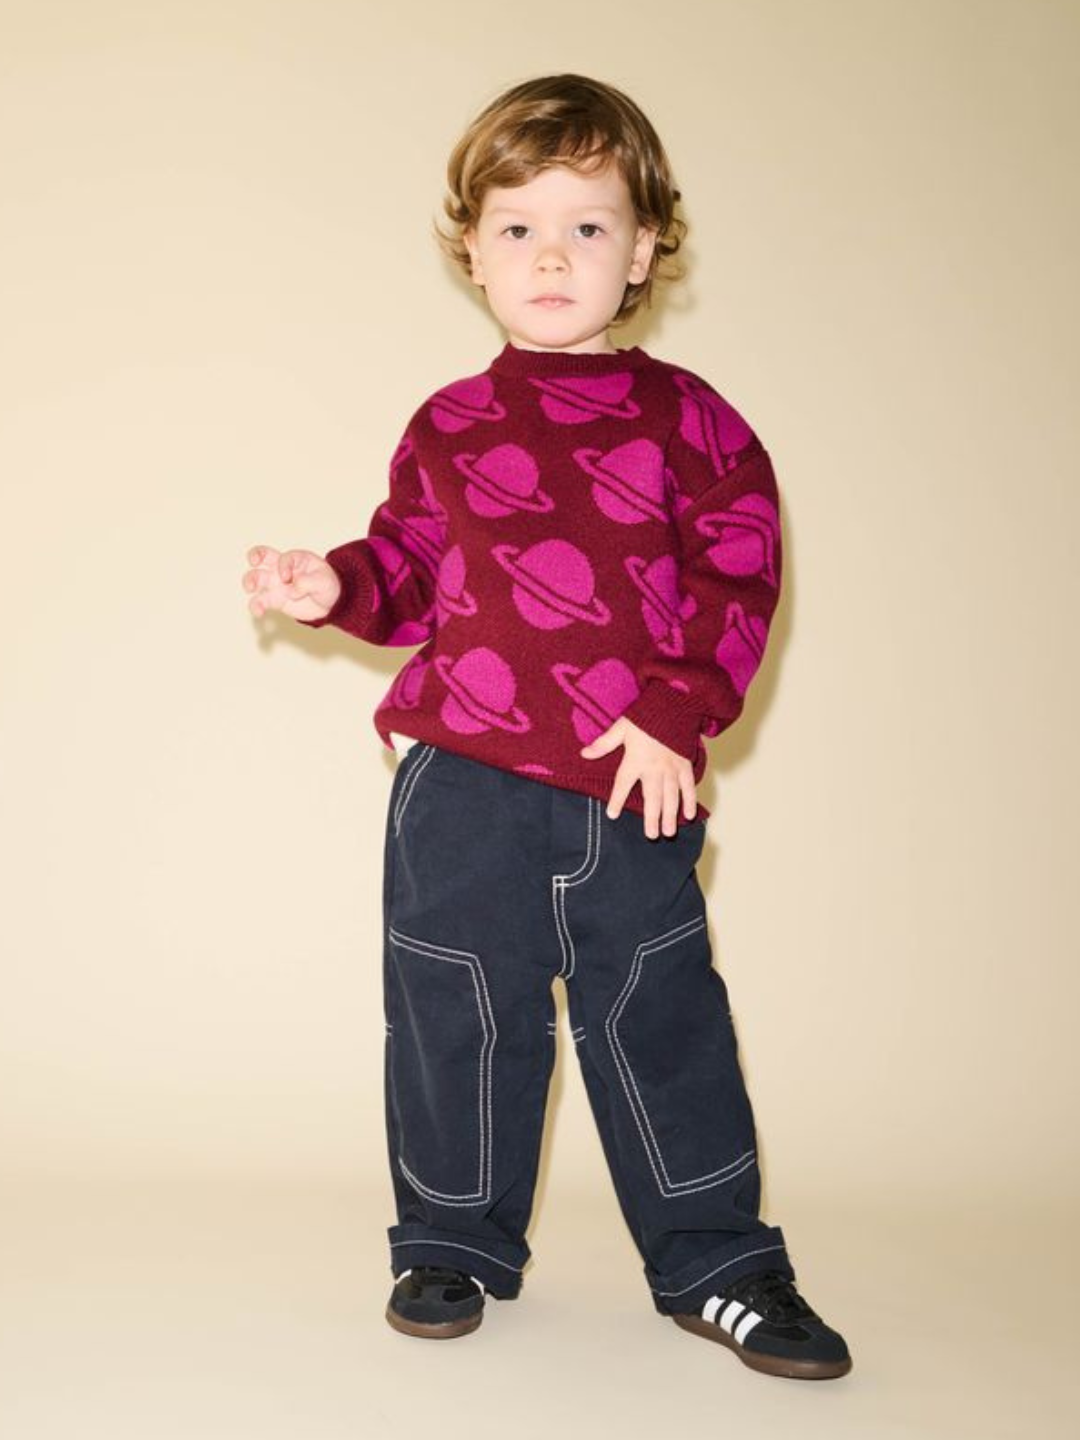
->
xmin=434 ymin=73 xmax=687 ymax=324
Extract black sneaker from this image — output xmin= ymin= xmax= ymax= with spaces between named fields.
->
xmin=671 ymin=1270 xmax=852 ymax=1379
xmin=385 ymin=1265 xmax=485 ymax=1339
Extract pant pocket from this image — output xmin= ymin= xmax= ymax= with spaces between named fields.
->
xmin=605 ymin=914 xmax=757 ymax=1199
xmin=387 ymin=928 xmax=495 ymax=1206
xmin=390 ymin=742 xmax=438 ymax=836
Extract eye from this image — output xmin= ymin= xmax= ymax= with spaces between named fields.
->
xmin=576 ymin=223 xmax=605 ymax=238
xmin=503 ymin=224 xmax=530 ymax=239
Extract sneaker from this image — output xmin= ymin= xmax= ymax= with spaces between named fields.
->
xmin=671 ymin=1270 xmax=852 ymax=1379
xmin=385 ymin=1265 xmax=485 ymax=1339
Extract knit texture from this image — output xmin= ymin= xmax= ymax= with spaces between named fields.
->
xmin=299 ymin=340 xmax=783 ymax=824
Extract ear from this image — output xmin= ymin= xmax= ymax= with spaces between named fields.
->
xmin=627 ymin=224 xmax=659 ymax=285
xmin=463 ymin=226 xmax=485 ymax=286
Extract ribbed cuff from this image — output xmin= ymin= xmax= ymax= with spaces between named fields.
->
xmin=620 ymin=680 xmax=706 ymax=762
xmin=295 ymin=544 xmax=376 ymax=635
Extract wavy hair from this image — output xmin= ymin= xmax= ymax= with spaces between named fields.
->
xmin=434 ymin=74 xmax=687 ymax=324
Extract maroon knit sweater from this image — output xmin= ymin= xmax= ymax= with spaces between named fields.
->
xmin=299 ymin=340 xmax=783 ymax=825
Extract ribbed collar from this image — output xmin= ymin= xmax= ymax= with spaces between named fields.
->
xmin=490 ymin=339 xmax=651 ymax=377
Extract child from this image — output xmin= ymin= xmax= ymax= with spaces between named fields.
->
xmin=242 ymin=73 xmax=851 ymax=1380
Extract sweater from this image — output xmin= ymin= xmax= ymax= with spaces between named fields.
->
xmin=299 ymin=340 xmax=783 ymax=826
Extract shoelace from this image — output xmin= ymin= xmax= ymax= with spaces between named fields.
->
xmin=721 ymin=1270 xmax=817 ymax=1324
xmin=415 ymin=1265 xmax=470 ymax=1285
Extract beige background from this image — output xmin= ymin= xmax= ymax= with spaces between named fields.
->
xmin=2 ymin=1 xmax=1078 ymax=1436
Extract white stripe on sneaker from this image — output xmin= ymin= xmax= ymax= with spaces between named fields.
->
xmin=734 ymin=1310 xmax=763 ymax=1344
xmin=702 ymin=1295 xmax=723 ymax=1323
xmin=718 ymin=1299 xmax=745 ymax=1333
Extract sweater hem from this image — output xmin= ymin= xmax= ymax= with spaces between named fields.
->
xmin=373 ymin=713 xmax=710 ymax=826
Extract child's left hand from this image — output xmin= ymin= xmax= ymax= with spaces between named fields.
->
xmin=580 ymin=718 xmax=698 ymax=839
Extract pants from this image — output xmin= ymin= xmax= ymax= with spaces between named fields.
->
xmin=381 ymin=741 xmax=794 ymax=1315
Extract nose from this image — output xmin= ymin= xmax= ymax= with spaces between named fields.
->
xmin=535 ymin=237 xmax=569 ymax=273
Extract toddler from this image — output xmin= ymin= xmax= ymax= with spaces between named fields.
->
xmin=242 ymin=73 xmax=851 ymax=1380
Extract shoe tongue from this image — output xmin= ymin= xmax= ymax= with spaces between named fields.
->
xmin=420 ymin=1265 xmax=467 ymax=1284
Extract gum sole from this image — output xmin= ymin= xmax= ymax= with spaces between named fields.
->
xmin=671 ymin=1313 xmax=852 ymax=1380
xmin=385 ymin=1304 xmax=484 ymax=1339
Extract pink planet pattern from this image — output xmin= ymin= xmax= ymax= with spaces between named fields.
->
xmin=375 ymin=654 xmax=431 ymax=715
xmin=663 ymin=464 xmax=694 ymax=520
xmin=452 ymin=443 xmax=555 ymax=518
xmin=624 ymin=553 xmax=697 ymax=657
xmin=434 ymin=647 xmax=532 ymax=735
xmin=383 ymin=508 xmax=445 ymax=579
xmin=416 ymin=465 xmax=449 ymax=527
xmin=529 ymin=372 xmax=641 ymax=425
xmin=573 ymin=439 xmax=667 ymax=525
xmin=429 ymin=375 xmax=507 ymax=434
xmin=674 ymin=372 xmax=755 ymax=477
xmin=550 ymin=657 xmax=641 ymax=744
xmin=696 ymin=493 xmax=780 ymax=589
xmin=386 ymin=616 xmax=434 ymax=646
xmin=389 ymin=433 xmax=414 ymax=479
xmin=435 ymin=544 xmax=478 ymax=627
xmin=714 ymin=601 xmax=769 ymax=696
xmin=492 ymin=539 xmax=611 ymax=631
xmin=367 ymin=534 xmax=414 ymax=614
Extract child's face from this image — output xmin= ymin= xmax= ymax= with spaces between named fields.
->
xmin=463 ymin=160 xmax=658 ymax=354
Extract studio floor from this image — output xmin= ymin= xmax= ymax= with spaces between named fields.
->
xmin=1 ymin=1175 xmax=1074 ymax=1440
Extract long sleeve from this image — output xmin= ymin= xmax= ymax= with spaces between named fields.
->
xmin=619 ymin=386 xmax=783 ymax=761
xmin=297 ymin=421 xmax=447 ymax=646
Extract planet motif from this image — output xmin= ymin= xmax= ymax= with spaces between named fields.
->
xmin=695 ymin=493 xmax=780 ymax=588
xmin=434 ymin=647 xmax=532 ymax=736
xmin=528 ymin=371 xmax=642 ymax=425
xmin=624 ymin=554 xmax=697 ymax=657
xmin=368 ymin=534 xmax=415 ymax=614
xmin=715 ymin=601 xmax=769 ymax=696
xmin=664 ymin=465 xmax=694 ymax=519
xmin=429 ymin=375 xmax=507 ymax=434
xmin=389 ymin=433 xmax=414 ymax=478
xmin=435 ymin=545 xmax=478 ymax=626
xmin=377 ymin=654 xmax=431 ymax=714
xmin=384 ymin=508 xmax=445 ymax=577
xmin=492 ymin=539 xmax=611 ymax=631
xmin=416 ymin=465 xmax=448 ymax=526
xmin=674 ymin=372 xmax=755 ymax=477
xmin=386 ymin=615 xmax=434 ymax=646
xmin=572 ymin=439 xmax=668 ymax=524
xmin=452 ymin=443 xmax=555 ymax=518
xmin=550 ymin=658 xmax=641 ymax=744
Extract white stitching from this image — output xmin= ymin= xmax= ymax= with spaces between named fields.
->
xmin=551 ymin=796 xmax=602 ymax=979
xmin=654 ymin=1244 xmax=788 ymax=1298
xmin=393 ymin=744 xmax=437 ymax=836
xmin=389 ymin=927 xmax=496 ymax=1206
xmin=605 ymin=915 xmax=758 ymax=1199
xmin=390 ymin=1239 xmax=523 ymax=1273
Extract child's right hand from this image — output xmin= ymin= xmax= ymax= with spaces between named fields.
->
xmin=242 ymin=545 xmax=341 ymax=622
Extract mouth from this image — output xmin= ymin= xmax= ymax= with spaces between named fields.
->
xmin=531 ymin=295 xmax=574 ymax=307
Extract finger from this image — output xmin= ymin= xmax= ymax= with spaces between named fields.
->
xmin=642 ymin=777 xmax=661 ymax=840
xmin=605 ymin=768 xmax=635 ymax=821
xmin=581 ymin=721 xmax=624 ymax=758
xmin=680 ymin=769 xmax=698 ymax=821
xmin=662 ymin=776 xmax=680 ymax=838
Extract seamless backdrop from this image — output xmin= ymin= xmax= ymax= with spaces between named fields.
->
xmin=1 ymin=3 xmax=1077 ymax=1437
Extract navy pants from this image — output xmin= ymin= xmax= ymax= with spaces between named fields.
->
xmin=381 ymin=742 xmax=794 ymax=1315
